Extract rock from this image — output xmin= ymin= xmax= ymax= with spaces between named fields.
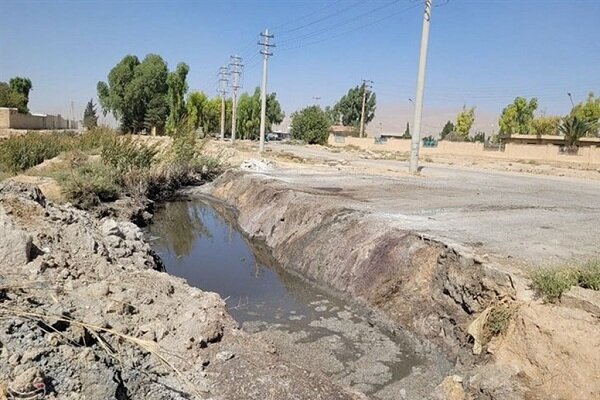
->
xmin=561 ymin=286 xmax=600 ymax=316
xmin=0 ymin=212 xmax=33 ymax=266
xmin=434 ymin=375 xmax=465 ymax=400
xmin=0 ymin=181 xmax=46 ymax=207
xmin=215 ymin=350 xmax=235 ymax=361
xmin=8 ymin=367 xmax=45 ymax=396
xmin=100 ymin=219 xmax=124 ymax=239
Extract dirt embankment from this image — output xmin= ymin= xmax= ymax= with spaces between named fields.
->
xmin=0 ymin=181 xmax=366 ymax=400
xmin=207 ymin=170 xmax=600 ymax=399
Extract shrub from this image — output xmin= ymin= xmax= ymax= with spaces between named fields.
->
xmin=577 ymin=261 xmax=600 ymax=290
xmin=482 ymin=302 xmax=516 ymax=344
xmin=101 ymin=135 xmax=158 ymax=173
xmin=291 ymin=105 xmax=331 ymax=145
xmin=59 ymin=162 xmax=120 ymax=209
xmin=0 ymin=132 xmax=75 ymax=173
xmin=78 ymin=127 xmax=115 ymax=153
xmin=531 ymin=268 xmax=578 ymax=302
xmin=531 ymin=261 xmax=600 ymax=302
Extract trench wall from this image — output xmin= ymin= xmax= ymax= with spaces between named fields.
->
xmin=210 ymin=170 xmax=515 ymax=355
xmin=329 ymin=135 xmax=600 ymax=165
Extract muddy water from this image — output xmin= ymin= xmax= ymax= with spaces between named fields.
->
xmin=148 ymin=199 xmax=426 ymax=397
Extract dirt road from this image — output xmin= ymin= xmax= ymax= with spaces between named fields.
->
xmin=230 ymin=141 xmax=600 ymax=268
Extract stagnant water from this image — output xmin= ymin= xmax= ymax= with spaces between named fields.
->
xmin=147 ymin=199 xmax=426 ymax=397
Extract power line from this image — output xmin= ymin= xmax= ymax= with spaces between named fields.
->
xmin=270 ymin=0 xmax=345 ymax=31
xmin=277 ymin=0 xmax=404 ymax=47
xmin=278 ymin=2 xmax=422 ymax=52
xmin=276 ymin=0 xmax=365 ymax=36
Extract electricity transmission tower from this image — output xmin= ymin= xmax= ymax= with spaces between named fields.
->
xmin=359 ymin=80 xmax=373 ymax=138
xmin=229 ymin=55 xmax=243 ymax=143
xmin=409 ymin=0 xmax=433 ymax=173
xmin=218 ymin=66 xmax=229 ymax=140
xmin=258 ymin=29 xmax=275 ymax=153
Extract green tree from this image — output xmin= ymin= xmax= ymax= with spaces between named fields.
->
xmin=291 ymin=105 xmax=331 ymax=145
xmin=559 ymin=115 xmax=593 ymax=146
xmin=97 ymin=54 xmax=171 ymax=133
xmin=439 ymin=120 xmax=455 ymax=140
xmin=166 ymin=62 xmax=190 ymax=134
xmin=186 ymin=91 xmax=208 ymax=131
xmin=0 ymin=82 xmax=27 ymax=112
xmin=83 ymin=98 xmax=99 ymax=130
xmin=236 ymin=88 xmax=284 ymax=140
xmin=498 ymin=97 xmax=538 ymax=137
xmin=8 ymin=77 xmax=32 ymax=113
xmin=402 ymin=122 xmax=411 ymax=139
xmin=333 ymin=84 xmax=376 ymax=128
xmin=456 ymin=106 xmax=476 ymax=138
xmin=532 ymin=116 xmax=560 ymax=137
xmin=570 ymin=92 xmax=600 ymax=136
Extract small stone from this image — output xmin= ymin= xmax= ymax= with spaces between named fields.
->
xmin=8 ymin=353 xmax=21 ymax=365
xmin=215 ymin=350 xmax=235 ymax=361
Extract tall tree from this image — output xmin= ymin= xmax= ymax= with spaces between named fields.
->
xmin=402 ymin=122 xmax=411 ymax=139
xmin=83 ymin=98 xmax=99 ymax=130
xmin=333 ymin=84 xmax=376 ymax=128
xmin=532 ymin=116 xmax=560 ymax=137
xmin=570 ymin=92 xmax=600 ymax=136
xmin=8 ymin=77 xmax=32 ymax=113
xmin=97 ymin=54 xmax=171 ymax=133
xmin=166 ymin=62 xmax=190 ymax=134
xmin=456 ymin=106 xmax=476 ymax=139
xmin=0 ymin=82 xmax=27 ymax=112
xmin=498 ymin=97 xmax=538 ymax=137
xmin=236 ymin=88 xmax=284 ymax=140
xmin=439 ymin=120 xmax=455 ymax=140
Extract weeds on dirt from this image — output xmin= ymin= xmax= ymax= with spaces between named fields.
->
xmin=482 ymin=302 xmax=517 ymax=344
xmin=531 ymin=260 xmax=600 ymax=302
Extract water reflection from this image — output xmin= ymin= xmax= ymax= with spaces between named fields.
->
xmin=150 ymin=201 xmax=213 ymax=258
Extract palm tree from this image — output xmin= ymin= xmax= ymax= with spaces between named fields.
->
xmin=559 ymin=115 xmax=592 ymax=147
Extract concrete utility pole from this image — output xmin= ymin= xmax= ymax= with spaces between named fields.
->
xmin=218 ymin=66 xmax=229 ymax=140
xmin=409 ymin=0 xmax=433 ymax=173
xmin=229 ymin=55 xmax=243 ymax=144
xmin=258 ymin=29 xmax=275 ymax=153
xmin=359 ymin=80 xmax=373 ymax=138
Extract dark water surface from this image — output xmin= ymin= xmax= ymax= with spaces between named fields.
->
xmin=147 ymin=199 xmax=424 ymax=396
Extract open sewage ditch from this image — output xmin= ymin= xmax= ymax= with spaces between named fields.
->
xmin=146 ymin=198 xmax=452 ymax=399
xmin=2 ymin=170 xmax=598 ymax=399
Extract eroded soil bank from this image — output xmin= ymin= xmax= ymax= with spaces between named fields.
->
xmin=0 ymin=182 xmax=367 ymax=399
xmin=199 ymin=169 xmax=600 ymax=400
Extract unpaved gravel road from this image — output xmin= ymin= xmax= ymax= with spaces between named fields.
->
xmin=226 ymin=141 xmax=600 ymax=267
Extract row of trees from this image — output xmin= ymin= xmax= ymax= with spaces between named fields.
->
xmin=0 ymin=77 xmax=33 ymax=113
xmin=437 ymin=92 xmax=600 ymax=146
xmin=97 ymin=54 xmax=285 ymax=137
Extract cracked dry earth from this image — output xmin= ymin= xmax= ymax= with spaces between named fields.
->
xmin=0 ymin=181 xmax=365 ymax=400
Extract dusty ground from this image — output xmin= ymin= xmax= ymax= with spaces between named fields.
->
xmin=201 ymin=139 xmax=600 ymax=399
xmin=0 ymin=181 xmax=366 ymax=400
xmin=208 ymin=140 xmax=600 ymax=268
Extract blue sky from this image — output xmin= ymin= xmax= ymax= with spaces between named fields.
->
xmin=1 ymin=0 xmax=599 ymax=132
